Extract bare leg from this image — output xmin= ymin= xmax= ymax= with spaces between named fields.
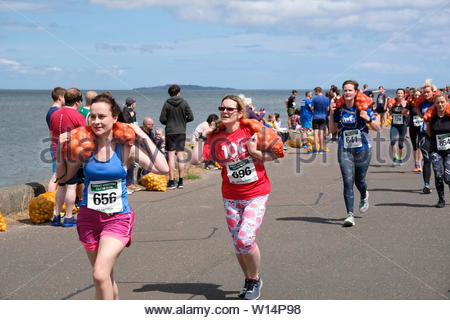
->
xmin=55 ymin=185 xmax=66 ymax=216
xmin=168 ymin=151 xmax=176 ymax=181
xmin=319 ymin=129 xmax=325 ymax=151
xmin=48 ymin=173 xmax=57 ymax=192
xmin=176 ymin=150 xmax=185 ymax=179
xmin=313 ymin=129 xmax=320 ymax=151
xmin=88 ymin=237 xmax=124 ymax=300
xmin=64 ymin=184 xmax=77 ymax=219
xmin=237 ymin=244 xmax=261 ymax=279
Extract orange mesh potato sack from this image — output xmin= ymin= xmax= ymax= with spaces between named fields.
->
xmin=240 ymin=118 xmax=285 ymax=158
xmin=0 ymin=211 xmax=7 ymax=231
xmin=334 ymin=91 xmax=374 ymax=111
xmin=64 ymin=122 xmax=136 ymax=161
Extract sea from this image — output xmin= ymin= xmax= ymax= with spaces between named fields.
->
xmin=0 ymin=88 xmax=398 ymax=188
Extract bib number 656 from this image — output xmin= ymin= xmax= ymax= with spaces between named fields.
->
xmin=93 ymin=192 xmax=117 ymax=205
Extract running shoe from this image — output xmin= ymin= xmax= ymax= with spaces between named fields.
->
xmin=126 ymin=186 xmax=134 ymax=194
xmin=62 ymin=217 xmax=76 ymax=227
xmin=423 ymin=186 xmax=432 ymax=194
xmin=398 ymin=159 xmax=404 ymax=166
xmin=244 ymin=277 xmax=263 ymax=300
xmin=359 ymin=191 xmax=369 ymax=213
xmin=167 ymin=180 xmax=176 ymax=190
xmin=319 ymin=147 xmax=330 ymax=153
xmin=51 ymin=215 xmax=61 ymax=227
xmin=413 ymin=166 xmax=419 ymax=172
xmin=343 ymin=214 xmax=355 ymax=227
xmin=417 ymin=166 xmax=422 ymax=172
xmin=436 ymin=199 xmax=445 ymax=208
xmin=177 ymin=179 xmax=184 ymax=189
xmin=238 ymin=278 xmax=250 ymax=299
xmin=392 ymin=158 xmax=398 ymax=166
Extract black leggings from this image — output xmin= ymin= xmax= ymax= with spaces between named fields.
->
xmin=431 ymin=152 xmax=450 ymax=201
xmin=409 ymin=126 xmax=421 ymax=151
xmin=419 ymin=133 xmax=432 ymax=185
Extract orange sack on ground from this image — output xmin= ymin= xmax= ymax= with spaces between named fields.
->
xmin=0 ymin=211 xmax=7 ymax=231
xmin=334 ymin=91 xmax=374 ymax=111
xmin=63 ymin=122 xmax=135 ymax=161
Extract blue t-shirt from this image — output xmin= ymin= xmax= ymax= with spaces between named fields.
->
xmin=46 ymin=106 xmax=59 ymax=129
xmin=418 ymin=101 xmax=434 ymax=133
xmin=311 ymin=95 xmax=329 ymax=120
xmin=300 ymin=98 xmax=313 ymax=124
xmin=333 ymin=106 xmax=376 ymax=151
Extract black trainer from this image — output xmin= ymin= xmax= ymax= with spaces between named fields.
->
xmin=244 ymin=276 xmax=263 ymax=300
xmin=238 ymin=278 xmax=250 ymax=299
xmin=177 ymin=178 xmax=184 ymax=189
xmin=436 ymin=199 xmax=445 ymax=208
xmin=423 ymin=186 xmax=431 ymax=194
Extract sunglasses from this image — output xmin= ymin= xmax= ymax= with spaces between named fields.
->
xmin=218 ymin=106 xmax=238 ymax=112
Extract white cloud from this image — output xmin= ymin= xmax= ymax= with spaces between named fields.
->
xmin=0 ymin=58 xmax=28 ymax=73
xmin=89 ymin=0 xmax=450 ymax=30
xmin=96 ymin=65 xmax=127 ymax=77
xmin=47 ymin=67 xmax=62 ymax=72
xmin=0 ymin=1 xmax=46 ymax=12
xmin=359 ymin=61 xmax=419 ymax=74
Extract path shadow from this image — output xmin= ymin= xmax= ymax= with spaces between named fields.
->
xmin=370 ymin=164 xmax=395 ymax=168
xmin=375 ymin=203 xmax=434 ymax=208
xmin=277 ymin=216 xmax=357 ymax=225
xmin=133 ymin=282 xmax=238 ymax=300
xmin=370 ymin=171 xmax=406 ymax=174
xmin=368 ymin=188 xmax=422 ymax=194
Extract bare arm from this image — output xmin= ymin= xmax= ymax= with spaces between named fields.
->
xmin=55 ymin=132 xmax=82 ymax=183
xmin=129 ymin=124 xmax=169 ymax=175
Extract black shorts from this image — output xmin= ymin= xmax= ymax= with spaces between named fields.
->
xmin=59 ymin=167 xmax=83 ymax=186
xmin=312 ymin=119 xmax=327 ymax=130
xmin=166 ymin=134 xmax=186 ymax=152
xmin=375 ymin=106 xmax=386 ymax=114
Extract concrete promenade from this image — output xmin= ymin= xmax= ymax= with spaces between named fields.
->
xmin=0 ymin=128 xmax=449 ymax=300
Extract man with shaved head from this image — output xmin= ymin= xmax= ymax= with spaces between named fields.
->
xmin=78 ymin=90 xmax=98 ymax=124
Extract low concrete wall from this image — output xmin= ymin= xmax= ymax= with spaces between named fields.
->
xmin=0 ymin=180 xmax=47 ymax=216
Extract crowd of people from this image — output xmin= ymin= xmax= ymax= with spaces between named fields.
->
xmin=43 ymin=80 xmax=449 ymax=300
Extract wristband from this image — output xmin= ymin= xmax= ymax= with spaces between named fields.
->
xmin=198 ymin=133 xmax=207 ymax=142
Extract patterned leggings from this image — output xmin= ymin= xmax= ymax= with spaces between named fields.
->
xmin=223 ymin=194 xmax=269 ymax=255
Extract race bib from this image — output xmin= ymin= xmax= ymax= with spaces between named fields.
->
xmin=343 ymin=129 xmax=363 ymax=148
xmin=413 ymin=115 xmax=423 ymax=127
xmin=392 ymin=114 xmax=403 ymax=125
xmin=436 ymin=133 xmax=450 ymax=151
xmin=226 ymin=157 xmax=258 ymax=184
xmin=87 ymin=179 xmax=123 ymax=214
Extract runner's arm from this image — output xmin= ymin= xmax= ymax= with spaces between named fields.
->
xmin=55 ymin=132 xmax=82 ymax=183
xmin=129 ymin=124 xmax=169 ymax=174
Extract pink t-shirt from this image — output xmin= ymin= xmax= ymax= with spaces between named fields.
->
xmin=203 ymin=124 xmax=271 ymax=200
xmin=49 ymin=106 xmax=87 ymax=155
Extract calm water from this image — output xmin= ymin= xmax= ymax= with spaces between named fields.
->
xmin=0 ymin=88 xmax=397 ymax=188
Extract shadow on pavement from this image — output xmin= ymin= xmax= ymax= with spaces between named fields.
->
xmin=368 ymin=188 xmax=422 ymax=194
xmin=276 ymin=216 xmax=351 ymax=225
xmin=133 ymin=282 xmax=239 ymax=300
xmin=375 ymin=203 xmax=435 ymax=208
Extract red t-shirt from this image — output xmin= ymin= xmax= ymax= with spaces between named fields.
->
xmin=49 ymin=106 xmax=86 ymax=155
xmin=203 ymin=124 xmax=271 ymax=200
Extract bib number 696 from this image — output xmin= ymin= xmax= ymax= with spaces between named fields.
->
xmin=93 ymin=192 xmax=117 ymax=205
xmin=232 ymin=167 xmax=252 ymax=179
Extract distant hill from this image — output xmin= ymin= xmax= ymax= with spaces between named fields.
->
xmin=134 ymin=84 xmax=235 ymax=91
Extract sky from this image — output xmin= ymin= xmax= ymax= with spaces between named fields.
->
xmin=0 ymin=0 xmax=449 ymax=90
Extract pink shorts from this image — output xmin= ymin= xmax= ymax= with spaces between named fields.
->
xmin=77 ymin=206 xmax=135 ymax=251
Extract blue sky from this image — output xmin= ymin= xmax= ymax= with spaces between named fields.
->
xmin=1 ymin=0 xmax=449 ymax=90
